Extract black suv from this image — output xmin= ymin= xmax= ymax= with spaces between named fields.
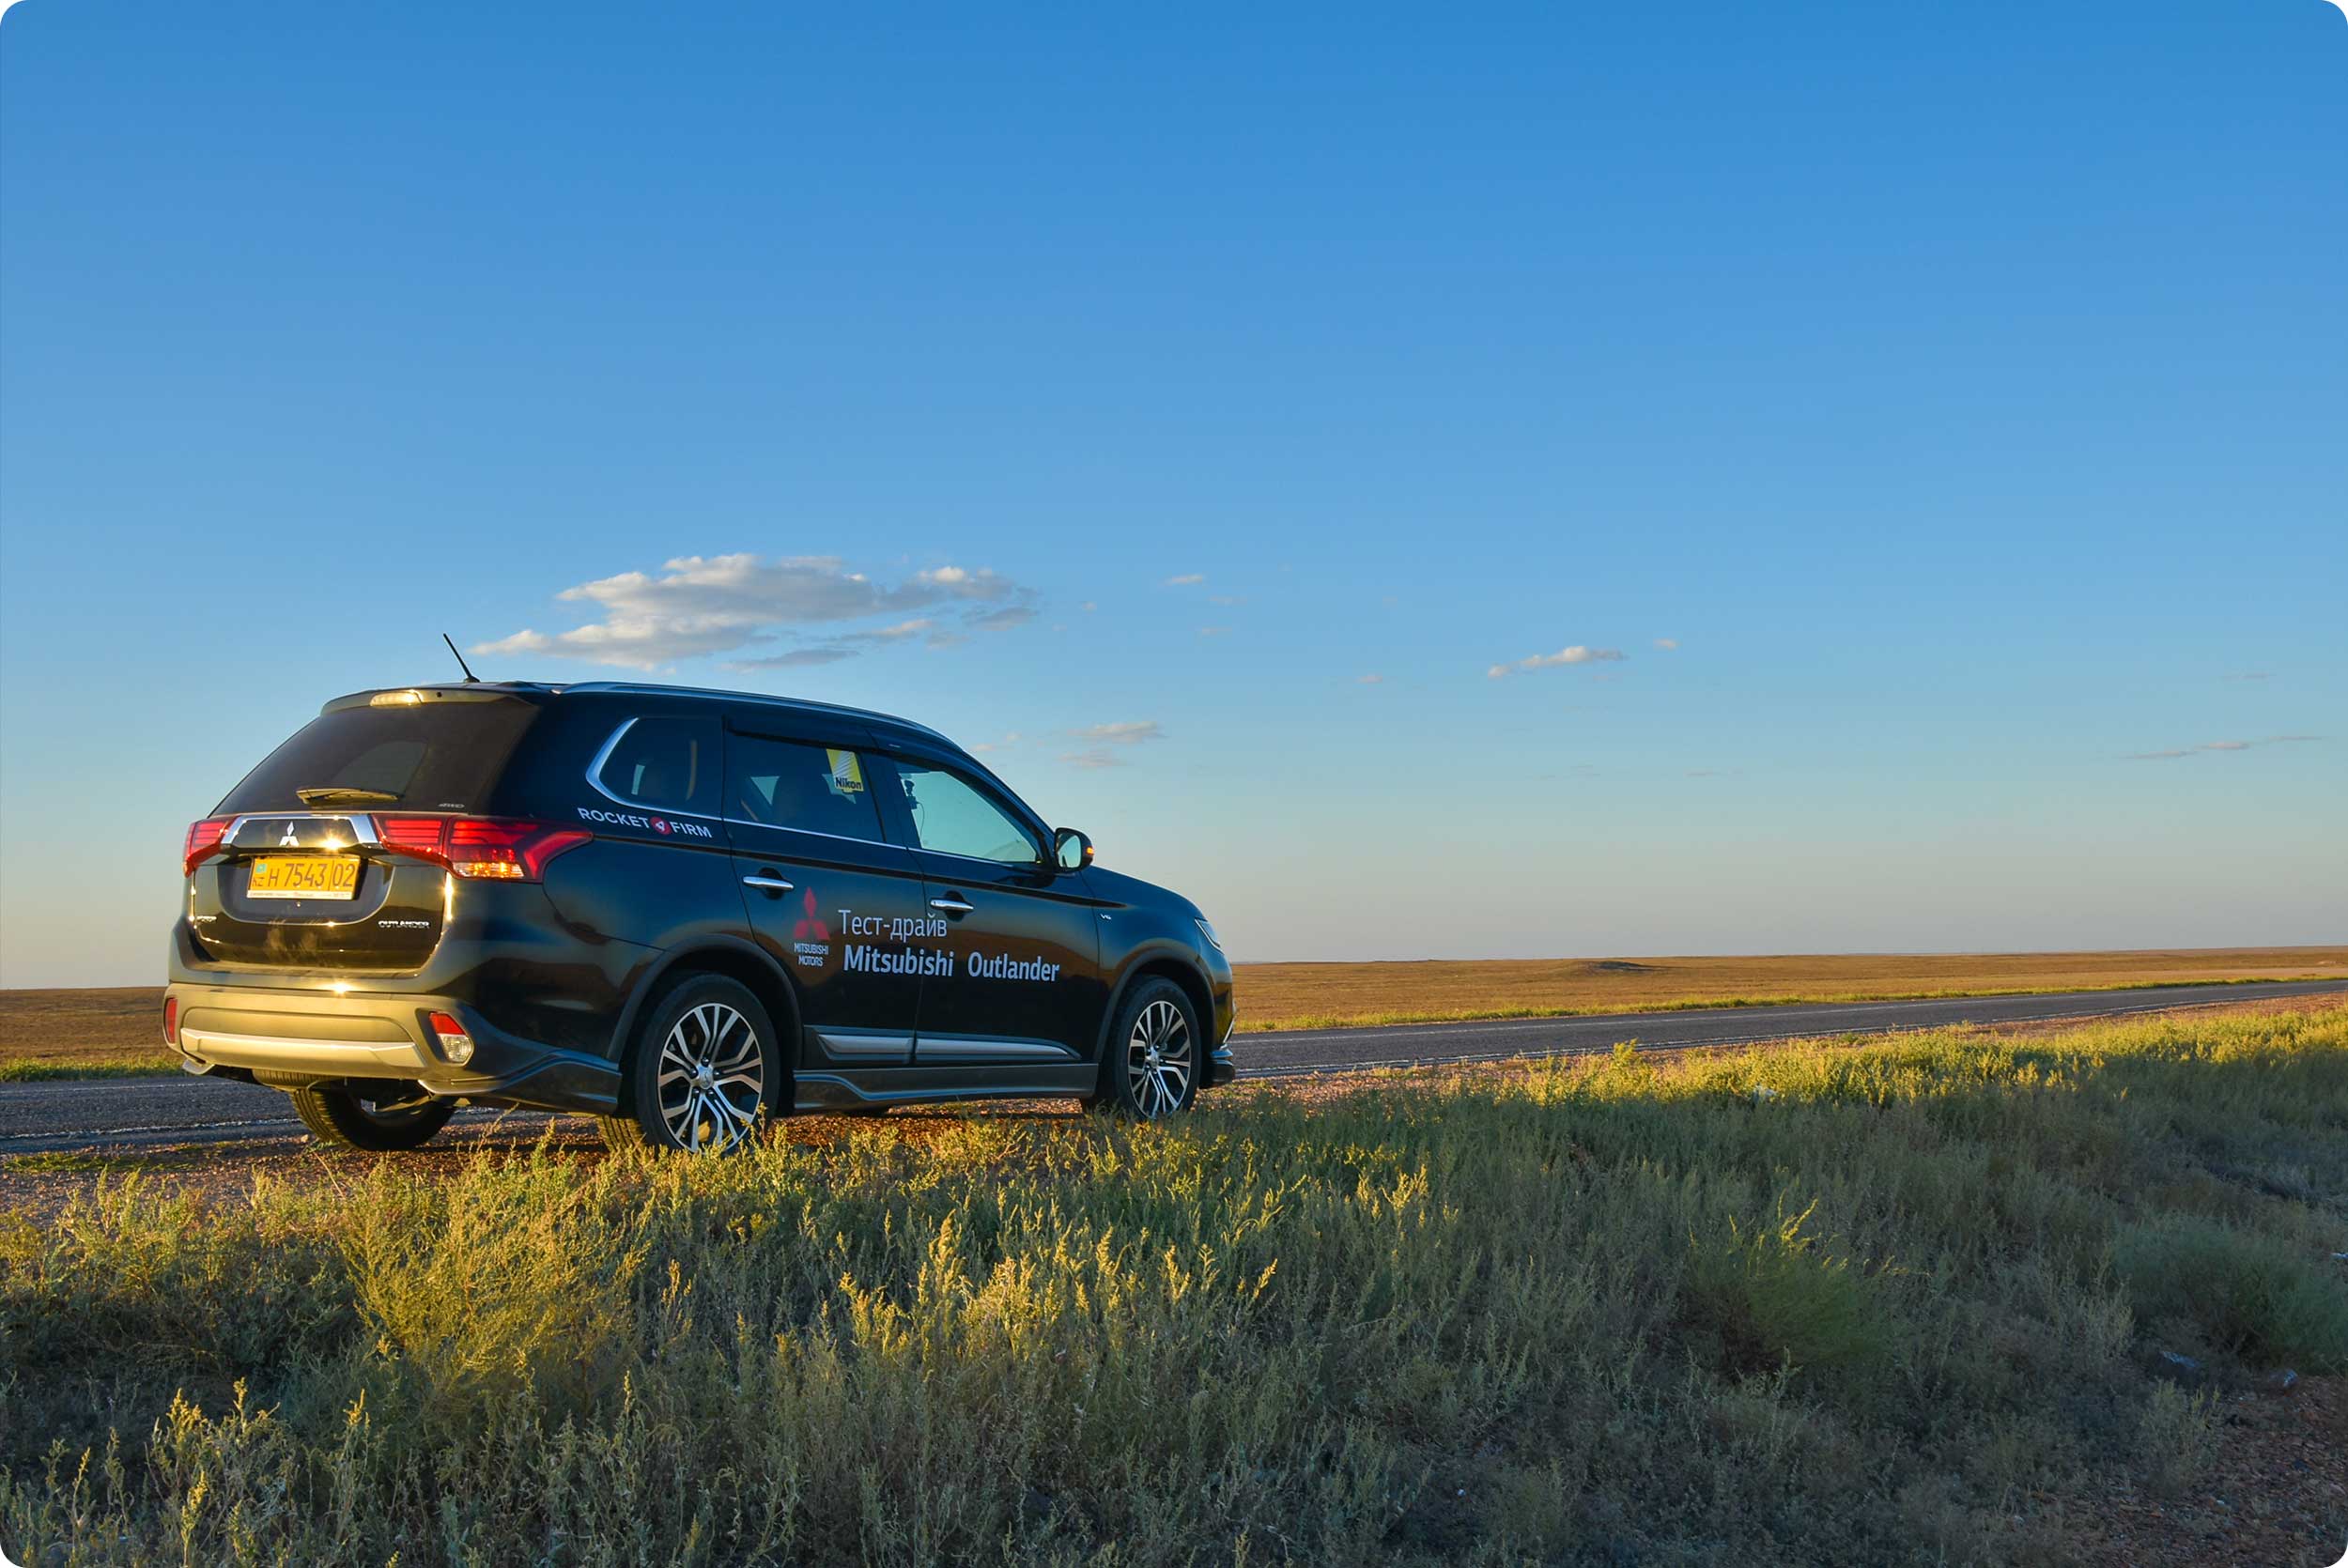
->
xmin=165 ymin=682 xmax=1236 ymax=1152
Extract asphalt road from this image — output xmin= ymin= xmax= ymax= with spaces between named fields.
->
xmin=4 ymin=979 xmax=2341 ymax=1157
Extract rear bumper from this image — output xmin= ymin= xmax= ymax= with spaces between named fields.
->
xmin=164 ymin=981 xmax=621 ymax=1115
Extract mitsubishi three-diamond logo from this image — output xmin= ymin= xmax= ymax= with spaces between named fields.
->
xmin=791 ymin=888 xmax=831 ymax=969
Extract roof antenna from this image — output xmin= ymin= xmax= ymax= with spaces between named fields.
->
xmin=441 ymin=632 xmax=481 ymax=684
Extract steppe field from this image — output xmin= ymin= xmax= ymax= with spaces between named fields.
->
xmin=4 ymin=1002 xmax=2345 ymax=1565
xmin=1 ymin=945 xmax=2341 ymax=1077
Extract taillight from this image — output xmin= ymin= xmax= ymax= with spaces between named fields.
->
xmin=162 ymin=996 xmax=180 ymax=1046
xmin=182 ymin=818 xmax=231 ymax=875
xmin=426 ymin=1011 xmax=475 ymax=1066
xmin=374 ymin=817 xmax=592 ymax=882
xmin=377 ymin=816 xmax=449 ymax=862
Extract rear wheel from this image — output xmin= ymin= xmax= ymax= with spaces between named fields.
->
xmin=603 ymin=976 xmax=780 ymax=1155
xmin=1094 ymin=978 xmax=1200 ymax=1121
xmin=288 ymin=1080 xmax=456 ymax=1150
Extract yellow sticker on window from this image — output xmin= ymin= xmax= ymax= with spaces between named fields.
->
xmin=825 ymin=749 xmax=866 ymax=794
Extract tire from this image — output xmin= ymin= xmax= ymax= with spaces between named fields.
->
xmin=603 ymin=976 xmax=781 ymax=1155
xmin=1094 ymin=978 xmax=1202 ymax=1121
xmin=288 ymin=1080 xmax=456 ymax=1151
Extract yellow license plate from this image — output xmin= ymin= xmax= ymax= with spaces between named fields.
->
xmin=246 ymin=855 xmax=361 ymax=900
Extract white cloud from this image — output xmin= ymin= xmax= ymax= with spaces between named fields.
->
xmin=1071 ymin=720 xmax=1164 ymax=745
xmin=729 ymin=647 xmax=857 ymax=669
xmin=1197 ymin=624 xmax=1231 ymax=638
xmin=2124 ymin=735 xmax=2322 ymax=761
xmin=1654 ymin=638 xmax=1679 ymax=651
xmin=1081 ymin=601 xmax=1098 ymax=612
xmin=1163 ymin=573 xmax=1206 ymax=587
xmin=1357 ymin=673 xmax=1384 ymax=684
xmin=1486 ymin=645 xmax=1627 ymax=679
xmin=964 ymin=604 xmax=1038 ymax=632
xmin=1209 ymin=594 xmax=1245 ymax=607
xmin=1058 ymin=748 xmax=1120 ymax=770
xmin=969 ymin=731 xmax=1025 ymax=754
xmin=473 ymin=553 xmax=1038 ymax=669
xmin=861 ymin=619 xmax=935 ymax=642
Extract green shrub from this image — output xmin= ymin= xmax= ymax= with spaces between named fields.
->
xmin=1678 ymin=1200 xmax=1892 ymax=1382
xmin=2115 ymin=1212 xmax=2348 ymax=1371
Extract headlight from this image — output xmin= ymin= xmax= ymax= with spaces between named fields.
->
xmin=1194 ymin=917 xmax=1223 ymax=952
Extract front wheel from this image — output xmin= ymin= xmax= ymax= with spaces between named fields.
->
xmin=288 ymin=1081 xmax=456 ymax=1151
xmin=1095 ymin=978 xmax=1201 ymax=1121
xmin=603 ymin=976 xmax=780 ymax=1155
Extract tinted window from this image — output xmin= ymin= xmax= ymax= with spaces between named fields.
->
xmin=593 ymin=715 xmax=719 ymax=816
xmin=892 ymin=762 xmax=1042 ymax=864
xmin=728 ymin=736 xmax=886 ymax=841
xmin=217 ymin=698 xmax=540 ymax=814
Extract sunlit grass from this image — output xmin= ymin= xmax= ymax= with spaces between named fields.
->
xmin=3 ymin=1007 xmax=2344 ymax=1564
xmin=1234 ymin=974 xmax=2325 ymax=1032
xmin=0 ymin=1058 xmax=178 ymax=1083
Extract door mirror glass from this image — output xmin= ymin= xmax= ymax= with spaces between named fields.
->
xmin=1052 ymin=827 xmax=1093 ymax=871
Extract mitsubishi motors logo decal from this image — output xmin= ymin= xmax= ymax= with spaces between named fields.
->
xmin=791 ymin=889 xmax=831 ymax=969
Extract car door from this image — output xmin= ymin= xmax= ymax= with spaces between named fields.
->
xmin=722 ymin=721 xmax=935 ymax=1071
xmin=870 ymin=749 xmax=1107 ymax=1064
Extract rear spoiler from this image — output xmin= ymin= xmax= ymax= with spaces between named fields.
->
xmin=320 ymin=685 xmax=548 ymax=715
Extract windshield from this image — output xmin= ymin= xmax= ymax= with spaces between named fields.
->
xmin=215 ymin=699 xmax=542 ymax=815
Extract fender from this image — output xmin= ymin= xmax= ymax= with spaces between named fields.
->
xmin=605 ymin=933 xmax=805 ymax=1063
xmin=1091 ymin=938 xmax=1218 ymax=1066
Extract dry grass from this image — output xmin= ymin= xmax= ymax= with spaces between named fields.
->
xmin=4 ymin=947 xmax=2340 ymax=1078
xmin=4 ymin=1006 xmax=2344 ymax=1565
xmin=1231 ymin=945 xmax=2348 ymax=1030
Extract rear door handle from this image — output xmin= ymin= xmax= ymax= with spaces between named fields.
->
xmin=742 ymin=874 xmax=795 ymax=894
xmin=929 ymin=896 xmax=975 ymax=915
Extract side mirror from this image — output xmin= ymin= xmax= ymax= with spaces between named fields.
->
xmin=1052 ymin=827 xmax=1094 ymax=871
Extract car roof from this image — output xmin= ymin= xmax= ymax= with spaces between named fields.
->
xmin=332 ymin=680 xmax=956 ymax=747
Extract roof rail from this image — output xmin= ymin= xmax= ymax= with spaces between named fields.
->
xmin=559 ymin=681 xmax=950 ymax=742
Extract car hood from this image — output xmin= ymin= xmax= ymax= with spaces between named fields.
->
xmin=1083 ymin=865 xmax=1204 ymax=922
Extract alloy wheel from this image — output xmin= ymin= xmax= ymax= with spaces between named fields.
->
xmin=1125 ymin=998 xmax=1193 ymax=1118
xmin=654 ymin=1002 xmax=765 ymax=1152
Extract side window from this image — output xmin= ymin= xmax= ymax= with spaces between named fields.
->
xmin=891 ymin=762 xmax=1042 ymax=864
xmin=727 ymin=735 xmax=887 ymax=842
xmin=593 ymin=715 xmax=720 ymax=817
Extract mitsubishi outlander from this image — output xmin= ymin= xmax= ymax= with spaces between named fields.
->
xmin=164 ymin=682 xmax=1236 ymax=1153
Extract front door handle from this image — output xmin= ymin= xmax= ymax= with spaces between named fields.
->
xmin=929 ymin=896 xmax=975 ymax=915
xmin=742 ymin=874 xmax=795 ymax=895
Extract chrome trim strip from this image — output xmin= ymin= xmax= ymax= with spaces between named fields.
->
xmin=919 ymin=846 xmax=1051 ymax=868
xmin=222 ymin=813 xmax=381 ymax=850
xmin=721 ymin=816 xmax=894 ymax=850
xmin=913 ymin=1037 xmax=1077 ymax=1065
xmin=741 ymin=875 xmax=795 ymax=892
xmin=182 ymin=1028 xmax=394 ymax=1054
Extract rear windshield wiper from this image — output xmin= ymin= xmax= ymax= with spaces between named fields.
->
xmin=296 ymin=787 xmax=401 ymax=807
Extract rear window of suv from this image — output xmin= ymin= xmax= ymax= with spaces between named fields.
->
xmin=215 ymin=695 xmax=542 ymax=815
xmin=592 ymin=715 xmax=720 ymax=816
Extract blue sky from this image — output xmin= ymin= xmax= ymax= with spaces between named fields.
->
xmin=3 ymin=0 xmax=2342 ymax=987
